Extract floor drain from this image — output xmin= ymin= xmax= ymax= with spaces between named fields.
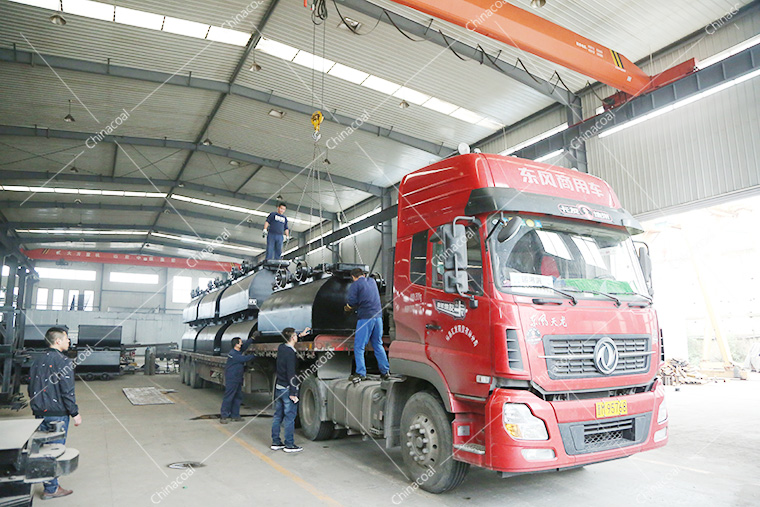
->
xmin=168 ymin=461 xmax=205 ymax=469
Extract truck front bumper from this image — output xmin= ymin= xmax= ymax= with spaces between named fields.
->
xmin=479 ymin=380 xmax=668 ymax=474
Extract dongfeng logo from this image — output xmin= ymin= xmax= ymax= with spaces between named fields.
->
xmin=434 ymin=299 xmax=467 ymax=320
xmin=593 ymin=337 xmax=619 ymax=375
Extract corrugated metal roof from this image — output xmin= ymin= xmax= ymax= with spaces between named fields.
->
xmin=246 ymin=0 xmax=552 ymax=139
xmin=209 ymin=94 xmax=436 ymax=188
xmin=110 ymin=0 xmax=270 ymax=33
xmin=0 ymin=64 xmax=220 ymax=141
xmin=0 ymin=1 xmax=243 ymax=79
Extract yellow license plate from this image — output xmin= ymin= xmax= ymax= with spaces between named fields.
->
xmin=595 ymin=399 xmax=628 ymax=418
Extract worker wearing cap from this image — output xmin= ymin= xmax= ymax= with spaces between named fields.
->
xmin=220 ymin=336 xmax=256 ymax=424
xmin=263 ymin=202 xmax=290 ymax=260
xmin=345 ymin=268 xmax=390 ymax=382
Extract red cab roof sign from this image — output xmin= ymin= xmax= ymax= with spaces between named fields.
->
xmin=485 ymin=156 xmax=621 ymax=209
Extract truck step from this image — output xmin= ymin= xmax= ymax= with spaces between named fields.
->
xmin=454 ymin=443 xmax=486 ymax=455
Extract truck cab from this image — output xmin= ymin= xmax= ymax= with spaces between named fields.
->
xmin=391 ymin=153 xmax=667 ymax=485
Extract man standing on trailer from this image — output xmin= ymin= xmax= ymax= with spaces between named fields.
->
xmin=345 ymin=268 xmax=390 ymax=382
xmin=220 ymin=336 xmax=256 ymax=424
xmin=271 ymin=327 xmax=310 ymax=453
xmin=28 ymin=326 xmax=81 ymax=500
xmin=263 ymin=202 xmax=290 ymax=260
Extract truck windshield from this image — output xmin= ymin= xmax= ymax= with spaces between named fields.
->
xmin=488 ymin=215 xmax=647 ymax=300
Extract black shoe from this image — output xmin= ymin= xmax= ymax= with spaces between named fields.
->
xmin=231 ymin=417 xmax=243 ymax=422
xmin=270 ymin=443 xmax=285 ymax=451
xmin=284 ymin=445 xmax=303 ymax=453
xmin=220 ymin=418 xmax=229 ymax=424
xmin=349 ymin=374 xmax=366 ymax=383
xmin=380 ymin=373 xmax=391 ymax=381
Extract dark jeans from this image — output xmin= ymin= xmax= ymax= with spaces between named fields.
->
xmin=36 ymin=416 xmax=70 ymax=494
xmin=221 ymin=380 xmax=243 ymax=419
xmin=271 ymin=387 xmax=297 ymax=447
xmin=265 ymin=233 xmax=284 ymax=260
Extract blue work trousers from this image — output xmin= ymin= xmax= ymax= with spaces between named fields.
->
xmin=354 ymin=317 xmax=389 ymax=376
xmin=221 ymin=380 xmax=243 ymax=419
xmin=266 ymin=234 xmax=284 ymax=260
xmin=271 ymin=387 xmax=298 ymax=447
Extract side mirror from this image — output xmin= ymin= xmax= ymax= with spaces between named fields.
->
xmin=498 ymin=217 xmax=523 ymax=242
xmin=637 ymin=244 xmax=654 ymax=296
xmin=440 ymin=223 xmax=468 ymax=295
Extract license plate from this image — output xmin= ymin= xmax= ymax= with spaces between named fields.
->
xmin=595 ymin=399 xmax=628 ymax=418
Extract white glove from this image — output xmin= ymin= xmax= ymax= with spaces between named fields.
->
xmin=262 ymin=229 xmax=268 ymax=238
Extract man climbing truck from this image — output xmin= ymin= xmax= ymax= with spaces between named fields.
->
xmin=180 ymin=153 xmax=667 ymax=493
xmin=297 ymin=153 xmax=667 ymax=492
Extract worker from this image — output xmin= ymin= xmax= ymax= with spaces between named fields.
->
xmin=220 ymin=335 xmax=256 ymax=424
xmin=28 ymin=326 xmax=82 ymax=500
xmin=271 ymin=327 xmax=310 ymax=453
xmin=263 ymin=202 xmax=290 ymax=260
xmin=345 ymin=268 xmax=390 ymax=382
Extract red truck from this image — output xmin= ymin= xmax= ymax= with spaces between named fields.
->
xmin=180 ymin=153 xmax=667 ymax=493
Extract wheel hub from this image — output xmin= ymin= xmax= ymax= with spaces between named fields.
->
xmin=405 ymin=414 xmax=439 ymax=466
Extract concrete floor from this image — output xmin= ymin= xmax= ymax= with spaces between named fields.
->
xmin=3 ymin=374 xmax=759 ymax=507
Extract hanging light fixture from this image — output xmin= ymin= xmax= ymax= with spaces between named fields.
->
xmin=399 ymin=100 xmax=410 ymax=109
xmin=49 ymin=13 xmax=67 ymax=25
xmin=249 ymin=53 xmax=262 ymax=72
xmin=201 ymin=138 xmax=212 ymax=146
xmin=64 ymin=99 xmax=75 ymax=123
xmin=530 ymin=0 xmax=546 ymax=8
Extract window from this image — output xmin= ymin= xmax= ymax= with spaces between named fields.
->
xmin=84 ymin=290 xmax=95 ymax=311
xmin=197 ymin=277 xmax=214 ymax=291
xmin=51 ymin=289 xmax=64 ymax=310
xmin=410 ymin=232 xmax=427 ymax=286
xmin=110 ymin=271 xmax=159 ymax=284
xmin=173 ymin=276 xmax=192 ymax=303
xmin=68 ymin=290 xmax=80 ymax=310
xmin=36 ymin=267 xmax=96 ymax=281
xmin=36 ymin=288 xmax=48 ymax=309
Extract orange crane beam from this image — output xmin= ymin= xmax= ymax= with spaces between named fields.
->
xmin=390 ymin=0 xmax=653 ymax=96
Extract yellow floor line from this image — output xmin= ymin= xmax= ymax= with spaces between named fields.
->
xmin=168 ymin=389 xmax=343 ymax=506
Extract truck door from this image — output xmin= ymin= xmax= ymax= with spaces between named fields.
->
xmin=425 ymin=225 xmax=491 ymax=398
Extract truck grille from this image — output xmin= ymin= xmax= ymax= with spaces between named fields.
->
xmin=542 ymin=335 xmax=651 ymax=378
xmin=583 ymin=418 xmax=635 ymax=450
xmin=558 ymin=413 xmax=651 ymax=455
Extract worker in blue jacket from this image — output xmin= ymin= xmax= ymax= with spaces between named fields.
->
xmin=345 ymin=268 xmax=390 ymax=382
xmin=220 ymin=335 xmax=256 ymax=424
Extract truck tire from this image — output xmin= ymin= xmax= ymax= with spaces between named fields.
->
xmin=400 ymin=392 xmax=470 ymax=493
xmin=298 ymin=375 xmax=334 ymax=441
xmin=190 ymin=363 xmax=204 ymax=389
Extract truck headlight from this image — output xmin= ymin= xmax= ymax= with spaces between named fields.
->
xmin=502 ymin=403 xmax=549 ymax=440
xmin=657 ymin=401 xmax=668 ymax=424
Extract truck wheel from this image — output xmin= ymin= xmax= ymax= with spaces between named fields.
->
xmin=190 ymin=363 xmax=204 ymax=389
xmin=299 ymin=375 xmax=334 ymax=441
xmin=400 ymin=392 xmax=470 ymax=493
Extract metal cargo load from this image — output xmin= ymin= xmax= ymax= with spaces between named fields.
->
xmin=257 ymin=275 xmax=358 ymax=340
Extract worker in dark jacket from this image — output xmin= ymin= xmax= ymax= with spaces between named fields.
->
xmin=271 ymin=327 xmax=310 ymax=453
xmin=28 ymin=326 xmax=81 ymax=500
xmin=263 ymin=202 xmax=290 ymax=260
xmin=220 ymin=336 xmax=256 ymax=424
xmin=345 ymin=268 xmax=389 ymax=382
